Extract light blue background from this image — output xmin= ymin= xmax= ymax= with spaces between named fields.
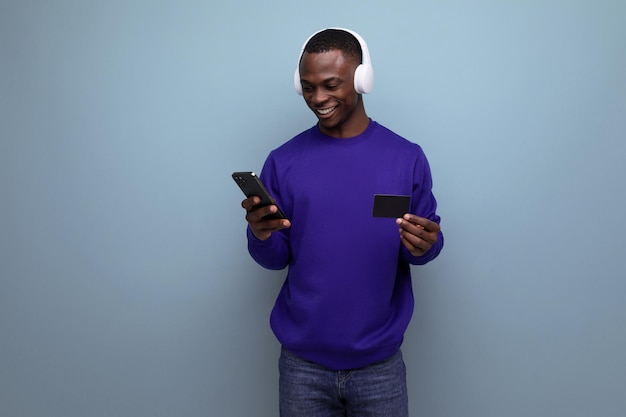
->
xmin=1 ymin=1 xmax=625 ymax=416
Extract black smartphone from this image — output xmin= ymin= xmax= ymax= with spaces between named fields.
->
xmin=232 ymin=172 xmax=286 ymax=219
xmin=372 ymin=194 xmax=411 ymax=218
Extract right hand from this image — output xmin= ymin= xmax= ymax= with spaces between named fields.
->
xmin=241 ymin=196 xmax=291 ymax=241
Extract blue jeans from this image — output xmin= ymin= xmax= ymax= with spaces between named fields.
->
xmin=279 ymin=348 xmax=409 ymax=417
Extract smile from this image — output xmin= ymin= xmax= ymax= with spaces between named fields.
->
xmin=316 ymin=106 xmax=337 ymax=115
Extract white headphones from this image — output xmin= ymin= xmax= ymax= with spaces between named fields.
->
xmin=294 ymin=27 xmax=374 ymax=96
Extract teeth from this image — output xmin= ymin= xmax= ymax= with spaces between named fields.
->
xmin=317 ymin=107 xmax=336 ymax=115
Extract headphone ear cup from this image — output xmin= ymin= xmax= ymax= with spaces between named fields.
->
xmin=294 ymin=67 xmax=303 ymax=96
xmin=353 ymin=63 xmax=374 ymax=94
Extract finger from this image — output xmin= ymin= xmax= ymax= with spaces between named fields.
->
xmin=399 ymin=214 xmax=440 ymax=233
xmin=249 ymin=218 xmax=291 ymax=240
xmin=399 ymin=228 xmax=422 ymax=249
xmin=399 ymin=226 xmax=438 ymax=247
xmin=241 ymin=196 xmax=261 ymax=211
xmin=400 ymin=228 xmax=434 ymax=255
xmin=246 ymin=205 xmax=278 ymax=222
xmin=396 ymin=217 xmax=425 ymax=236
xmin=400 ymin=234 xmax=428 ymax=256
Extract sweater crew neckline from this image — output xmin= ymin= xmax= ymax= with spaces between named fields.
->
xmin=314 ymin=119 xmax=377 ymax=143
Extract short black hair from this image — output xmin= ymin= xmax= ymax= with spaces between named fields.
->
xmin=303 ymin=29 xmax=362 ymax=63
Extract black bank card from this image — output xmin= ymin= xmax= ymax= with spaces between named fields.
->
xmin=372 ymin=194 xmax=411 ymax=218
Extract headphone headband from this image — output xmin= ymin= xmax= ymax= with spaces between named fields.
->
xmin=294 ymin=27 xmax=374 ymax=95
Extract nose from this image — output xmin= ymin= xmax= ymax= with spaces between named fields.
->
xmin=309 ymin=88 xmax=328 ymax=106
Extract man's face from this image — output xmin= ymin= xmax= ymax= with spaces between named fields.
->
xmin=298 ymin=49 xmax=362 ymax=137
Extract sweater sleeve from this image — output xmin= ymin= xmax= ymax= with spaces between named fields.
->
xmin=247 ymin=226 xmax=291 ymax=270
xmin=402 ymin=147 xmax=444 ymax=266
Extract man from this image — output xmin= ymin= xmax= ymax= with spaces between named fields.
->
xmin=240 ymin=28 xmax=443 ymax=417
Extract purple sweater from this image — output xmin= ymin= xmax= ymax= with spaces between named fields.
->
xmin=248 ymin=120 xmax=443 ymax=370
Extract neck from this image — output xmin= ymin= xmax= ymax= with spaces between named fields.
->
xmin=319 ymin=101 xmax=370 ymax=139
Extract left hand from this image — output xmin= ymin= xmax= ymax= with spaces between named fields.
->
xmin=396 ymin=214 xmax=440 ymax=257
